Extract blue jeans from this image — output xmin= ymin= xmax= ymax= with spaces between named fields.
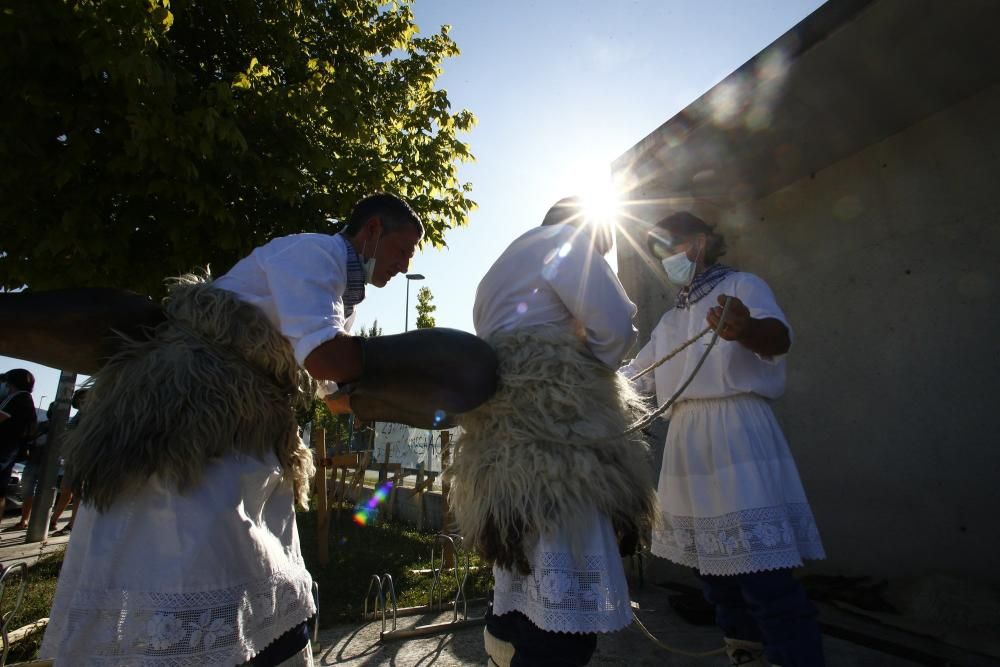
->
xmin=699 ymin=569 xmax=824 ymax=666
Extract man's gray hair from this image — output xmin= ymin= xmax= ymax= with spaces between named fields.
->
xmin=342 ymin=193 xmax=424 ymax=238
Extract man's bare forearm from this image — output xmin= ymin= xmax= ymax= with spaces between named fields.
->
xmin=738 ymin=317 xmax=791 ymax=358
xmin=304 ymin=335 xmax=363 ymax=384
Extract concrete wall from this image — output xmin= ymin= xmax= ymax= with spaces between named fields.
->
xmin=616 ymin=83 xmax=1000 ymax=582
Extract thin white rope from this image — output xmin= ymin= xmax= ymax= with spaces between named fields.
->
xmin=631 ymin=613 xmax=727 ymax=658
xmin=619 ymin=296 xmax=733 ymax=436
xmin=627 ymin=325 xmax=712 ymax=381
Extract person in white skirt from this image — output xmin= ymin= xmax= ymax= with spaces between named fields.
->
xmin=621 ymin=211 xmax=826 ymax=667
xmin=40 ymin=194 xmax=424 ymax=667
xmin=448 ymin=197 xmax=657 ymax=666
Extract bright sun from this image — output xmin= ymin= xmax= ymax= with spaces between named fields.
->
xmin=578 ymin=171 xmax=624 ymax=237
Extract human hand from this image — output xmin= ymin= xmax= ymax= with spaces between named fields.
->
xmin=706 ymin=294 xmax=751 ymax=341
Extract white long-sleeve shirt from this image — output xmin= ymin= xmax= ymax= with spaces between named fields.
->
xmin=473 ymin=224 xmax=637 ymax=367
xmin=622 ymin=272 xmax=792 ymax=407
xmin=215 ymin=233 xmax=357 ymax=383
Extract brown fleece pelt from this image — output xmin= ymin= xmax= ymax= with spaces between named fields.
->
xmin=446 ymin=325 xmax=658 ymax=574
xmin=64 ymin=272 xmax=316 ymax=511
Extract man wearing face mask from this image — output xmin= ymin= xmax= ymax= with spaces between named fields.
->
xmin=621 ymin=211 xmax=825 ymax=667
xmin=42 ymin=193 xmax=422 ymax=667
xmin=449 ymin=197 xmax=657 ymax=667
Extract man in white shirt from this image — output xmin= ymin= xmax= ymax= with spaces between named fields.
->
xmin=448 ymin=197 xmax=656 ymax=667
xmin=622 ymin=211 xmax=825 ymax=667
xmin=42 ymin=193 xmax=422 ymax=667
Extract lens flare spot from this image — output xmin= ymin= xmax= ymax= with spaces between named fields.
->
xmin=516 ymin=302 xmax=528 ymax=315
xmin=353 ymin=481 xmax=394 ymax=527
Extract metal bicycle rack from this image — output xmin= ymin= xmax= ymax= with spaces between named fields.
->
xmin=363 ymin=533 xmax=485 ymax=642
xmin=0 ymin=563 xmax=28 ymax=667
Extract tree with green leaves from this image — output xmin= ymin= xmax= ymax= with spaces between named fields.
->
xmin=415 ymin=285 xmax=436 ymax=328
xmin=0 ymin=0 xmax=475 ymax=296
xmin=359 ymin=320 xmax=383 ymax=338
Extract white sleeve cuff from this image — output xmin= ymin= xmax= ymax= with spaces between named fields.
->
xmin=315 ymin=380 xmax=340 ymax=398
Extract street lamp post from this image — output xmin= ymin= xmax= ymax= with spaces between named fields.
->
xmin=404 ymin=273 xmax=425 ymax=331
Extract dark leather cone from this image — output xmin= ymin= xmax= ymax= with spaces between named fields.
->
xmin=0 ymin=290 xmax=498 ymax=428
xmin=0 ymin=288 xmax=164 ymax=375
xmin=350 ymin=327 xmax=499 ymax=429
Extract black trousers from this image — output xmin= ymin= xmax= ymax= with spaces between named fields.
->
xmin=486 ymin=592 xmax=597 ymax=666
xmin=239 ymin=620 xmax=309 ymax=666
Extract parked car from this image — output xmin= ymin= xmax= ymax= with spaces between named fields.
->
xmin=4 ymin=461 xmax=64 ymax=514
xmin=5 ymin=462 xmax=26 ymax=512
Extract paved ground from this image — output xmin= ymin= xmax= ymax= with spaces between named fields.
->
xmin=312 ymin=586 xmax=931 ymax=666
xmin=0 ymin=513 xmax=72 ymax=569
xmin=3 ymin=513 xmax=994 ymax=666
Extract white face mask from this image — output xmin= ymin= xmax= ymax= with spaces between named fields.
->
xmin=361 ymin=232 xmax=381 ymax=285
xmin=661 ymin=250 xmax=697 ymax=286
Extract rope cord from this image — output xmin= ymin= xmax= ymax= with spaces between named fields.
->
xmin=631 ymin=614 xmax=727 ymax=658
xmin=627 ymin=325 xmax=712 ymax=381
xmin=623 ymin=297 xmax=734 ymax=659
xmin=619 ymin=295 xmax=733 ymax=436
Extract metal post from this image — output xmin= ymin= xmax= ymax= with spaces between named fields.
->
xmin=404 ymin=273 xmax=424 ymax=332
xmin=26 ymin=371 xmax=76 ymax=543
xmin=405 ymin=280 xmax=410 ymax=332
xmin=314 ymin=426 xmax=330 ymax=566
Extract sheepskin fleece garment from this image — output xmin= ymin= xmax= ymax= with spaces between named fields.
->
xmin=447 ymin=325 xmax=657 ymax=573
xmin=64 ymin=273 xmax=316 ymax=511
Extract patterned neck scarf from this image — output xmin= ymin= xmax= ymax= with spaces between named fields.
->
xmin=340 ymin=234 xmax=366 ymax=319
xmin=674 ymin=262 xmax=736 ymax=309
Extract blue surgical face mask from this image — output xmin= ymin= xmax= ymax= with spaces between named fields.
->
xmin=661 ymin=250 xmax=696 ymax=287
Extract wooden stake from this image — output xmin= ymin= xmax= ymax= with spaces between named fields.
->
xmin=440 ymin=430 xmax=455 ymax=568
xmin=313 ymin=427 xmax=329 ymax=566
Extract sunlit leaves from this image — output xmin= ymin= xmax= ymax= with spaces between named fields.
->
xmin=0 ymin=0 xmax=476 ymax=295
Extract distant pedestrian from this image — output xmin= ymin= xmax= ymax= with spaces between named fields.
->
xmin=13 ymin=401 xmax=54 ymax=531
xmin=0 ymin=369 xmax=37 ymax=518
xmin=48 ymin=389 xmax=89 ymax=534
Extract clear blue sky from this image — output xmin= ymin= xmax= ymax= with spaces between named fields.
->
xmin=5 ymin=0 xmax=824 ymax=408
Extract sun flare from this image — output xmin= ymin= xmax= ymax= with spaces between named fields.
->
xmin=579 ymin=174 xmax=623 ymax=230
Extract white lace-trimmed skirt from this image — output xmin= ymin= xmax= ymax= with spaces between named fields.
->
xmin=652 ymin=393 xmax=825 ymax=576
xmin=39 ymin=455 xmax=316 ymax=667
xmin=492 ymin=508 xmax=632 ymax=634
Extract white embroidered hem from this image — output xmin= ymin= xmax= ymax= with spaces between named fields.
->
xmin=652 ymin=394 xmax=825 ymax=576
xmin=41 ymin=568 xmax=316 ymax=667
xmin=651 ymin=503 xmax=826 ymax=576
xmin=492 ymin=509 xmax=632 ymax=634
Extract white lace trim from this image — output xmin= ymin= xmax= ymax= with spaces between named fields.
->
xmin=42 ymin=568 xmax=315 ymax=666
xmin=652 ymin=503 xmax=825 ymax=576
xmin=493 ymin=550 xmax=633 ymax=635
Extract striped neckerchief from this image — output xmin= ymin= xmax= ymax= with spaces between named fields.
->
xmin=340 ymin=234 xmax=366 ymax=319
xmin=675 ymin=263 xmax=736 ymax=310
